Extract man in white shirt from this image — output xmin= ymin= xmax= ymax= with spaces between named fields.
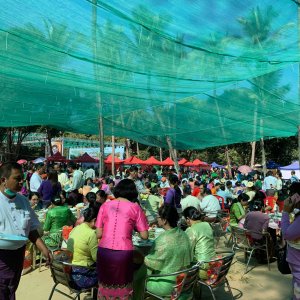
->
xmin=0 ymin=162 xmax=51 ymax=299
xmin=29 ymin=163 xmax=45 ymax=192
xmin=53 ymin=164 xmax=69 ymax=189
xmin=263 ymin=171 xmax=277 ymax=196
xmin=199 ymin=189 xmax=221 ymax=220
xmin=181 ymin=185 xmax=200 ymax=211
xmin=65 ymin=162 xmax=83 ymax=206
xmin=84 ymin=166 xmax=96 ymax=180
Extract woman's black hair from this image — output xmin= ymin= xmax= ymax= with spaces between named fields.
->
xmin=113 ymin=179 xmax=138 ymax=201
xmin=83 ymin=207 xmax=99 ymax=223
xmin=232 ymin=192 xmax=249 ymax=204
xmin=51 ymin=193 xmax=63 ymax=206
xmin=183 ymin=206 xmax=204 ymax=221
xmin=158 ymin=204 xmax=179 ymax=228
xmin=289 ymin=182 xmax=300 ymax=196
xmin=150 ymin=185 xmax=160 ymax=196
xmin=145 ymin=182 xmax=151 ymax=189
xmin=238 ymin=193 xmax=249 ymax=202
xmin=29 ymin=191 xmax=40 ymax=200
xmin=96 ymin=189 xmax=107 ymax=199
xmin=168 ymin=174 xmax=179 ymax=186
xmin=86 ymin=192 xmax=96 ymax=205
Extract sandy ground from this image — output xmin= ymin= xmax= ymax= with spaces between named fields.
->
xmin=17 ymin=240 xmax=293 ymax=300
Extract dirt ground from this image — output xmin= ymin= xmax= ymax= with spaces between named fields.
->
xmin=17 ymin=241 xmax=293 ymax=300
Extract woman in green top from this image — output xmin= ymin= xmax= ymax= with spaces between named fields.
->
xmin=229 ymin=193 xmax=249 ymax=227
xmin=134 ymin=205 xmax=191 ymax=299
xmin=183 ymin=206 xmax=215 ymax=263
xmin=43 ymin=194 xmax=76 ymax=247
xmin=67 ymin=207 xmax=98 ymax=289
xmin=143 ymin=184 xmax=163 ymax=224
xmin=183 ymin=206 xmax=215 ymax=281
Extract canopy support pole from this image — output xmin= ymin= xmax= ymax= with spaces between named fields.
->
xmin=125 ymin=139 xmax=130 ymax=159
xmin=98 ymin=116 xmax=104 ymax=177
xmin=92 ymin=0 xmax=104 ymax=177
xmin=261 ymin=138 xmax=267 ymax=177
xmin=136 ymin=142 xmax=140 ymax=157
xmin=225 ymin=147 xmax=232 ymax=179
xmin=159 ymin=148 xmax=163 ymax=162
xmin=166 ymin=136 xmax=179 ymax=174
xmin=111 ymin=135 xmax=115 ymax=177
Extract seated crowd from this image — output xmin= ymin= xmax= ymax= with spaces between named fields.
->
xmin=17 ymin=162 xmax=297 ymax=299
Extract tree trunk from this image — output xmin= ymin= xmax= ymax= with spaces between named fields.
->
xmin=261 ymin=138 xmax=267 ymax=177
xmin=125 ymin=139 xmax=130 ymax=159
xmin=250 ymin=141 xmax=256 ymax=167
xmin=225 ymin=147 xmax=232 ymax=179
xmin=159 ymin=147 xmax=163 ymax=161
xmin=46 ymin=128 xmax=53 ymax=156
xmin=166 ymin=136 xmax=179 ymax=174
xmin=111 ymin=135 xmax=115 ymax=177
xmin=136 ymin=142 xmax=140 ymax=157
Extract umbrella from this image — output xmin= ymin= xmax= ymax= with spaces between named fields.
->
xmin=17 ymin=159 xmax=27 ymax=164
xmin=33 ymin=157 xmax=46 ymax=164
xmin=238 ymin=165 xmax=253 ymax=174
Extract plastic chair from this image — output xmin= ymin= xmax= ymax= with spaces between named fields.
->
xmin=143 ymin=264 xmax=199 ymax=300
xmin=210 ymin=218 xmax=230 ymax=247
xmin=48 ymin=255 xmax=97 ymax=300
xmin=230 ymin=226 xmax=270 ymax=274
xmin=39 ymin=230 xmax=63 ymax=271
xmin=197 ymin=251 xmax=235 ymax=300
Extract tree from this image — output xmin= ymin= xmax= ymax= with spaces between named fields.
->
xmin=237 ymin=6 xmax=292 ymax=169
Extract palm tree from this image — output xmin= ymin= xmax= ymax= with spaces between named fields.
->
xmin=238 ymin=6 xmax=292 ymax=171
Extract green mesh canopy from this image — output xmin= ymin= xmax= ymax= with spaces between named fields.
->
xmin=0 ymin=0 xmax=300 ymax=149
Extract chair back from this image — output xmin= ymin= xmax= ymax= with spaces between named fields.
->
xmin=49 ymin=259 xmax=73 ymax=289
xmin=176 ymin=265 xmax=199 ymax=297
xmin=231 ymin=226 xmax=253 ymax=249
xmin=144 ymin=264 xmax=199 ymax=300
xmin=198 ymin=251 xmax=235 ymax=287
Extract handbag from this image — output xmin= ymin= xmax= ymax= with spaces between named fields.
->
xmin=276 ymin=243 xmax=291 ymax=275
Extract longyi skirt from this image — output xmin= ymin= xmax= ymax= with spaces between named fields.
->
xmin=97 ymin=247 xmax=134 ymax=300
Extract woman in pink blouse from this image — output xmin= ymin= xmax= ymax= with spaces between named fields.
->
xmin=96 ymin=179 xmax=149 ymax=300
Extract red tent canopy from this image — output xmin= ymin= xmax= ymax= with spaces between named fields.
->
xmin=142 ymin=156 xmax=162 ymax=165
xmin=184 ymin=161 xmax=195 ymax=167
xmin=178 ymin=158 xmax=188 ymax=165
xmin=104 ymin=154 xmax=124 ymax=164
xmin=75 ymin=152 xmax=98 ymax=163
xmin=47 ymin=152 xmax=68 ymax=162
xmin=161 ymin=157 xmax=174 ymax=166
xmin=192 ymin=159 xmax=211 ymax=169
xmin=123 ymin=156 xmax=145 ymax=165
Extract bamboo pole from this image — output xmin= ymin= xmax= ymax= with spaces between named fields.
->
xmin=92 ymin=0 xmax=104 ymax=177
xmin=261 ymin=138 xmax=267 ymax=177
xmin=136 ymin=142 xmax=140 ymax=157
xmin=166 ymin=136 xmax=179 ymax=174
xmin=111 ymin=135 xmax=115 ymax=177
xmin=159 ymin=147 xmax=163 ymax=161
xmin=225 ymin=147 xmax=232 ymax=179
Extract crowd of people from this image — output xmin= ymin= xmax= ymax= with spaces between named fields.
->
xmin=0 ymin=160 xmax=300 ymax=299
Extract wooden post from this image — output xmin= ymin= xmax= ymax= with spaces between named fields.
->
xmin=125 ymin=139 xmax=130 ymax=159
xmin=111 ymin=135 xmax=115 ymax=177
xmin=136 ymin=142 xmax=140 ymax=157
xmin=166 ymin=136 xmax=179 ymax=174
xmin=92 ymin=0 xmax=105 ymax=177
xmin=225 ymin=147 xmax=232 ymax=179
xmin=261 ymin=138 xmax=267 ymax=177
xmin=159 ymin=147 xmax=163 ymax=161
xmin=98 ymin=116 xmax=104 ymax=177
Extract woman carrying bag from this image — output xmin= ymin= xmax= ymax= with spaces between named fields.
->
xmin=281 ymin=182 xmax=300 ymax=300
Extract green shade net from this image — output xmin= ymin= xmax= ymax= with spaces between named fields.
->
xmin=0 ymin=0 xmax=300 ymax=149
